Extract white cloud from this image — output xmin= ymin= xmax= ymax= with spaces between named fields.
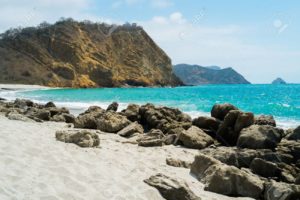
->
xmin=151 ymin=0 xmax=173 ymax=8
xmin=141 ymin=12 xmax=300 ymax=83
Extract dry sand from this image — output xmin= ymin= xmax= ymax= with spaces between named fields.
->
xmin=0 ymin=115 xmax=254 ymax=200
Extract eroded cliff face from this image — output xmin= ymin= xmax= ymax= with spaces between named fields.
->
xmin=0 ymin=20 xmax=182 ymax=87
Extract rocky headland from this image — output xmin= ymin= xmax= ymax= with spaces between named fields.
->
xmin=0 ymin=96 xmax=300 ymax=200
xmin=0 ymin=19 xmax=182 ymax=87
xmin=173 ymin=64 xmax=250 ymax=85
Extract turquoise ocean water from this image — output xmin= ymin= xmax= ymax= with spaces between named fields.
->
xmin=2 ymin=84 xmax=300 ymax=128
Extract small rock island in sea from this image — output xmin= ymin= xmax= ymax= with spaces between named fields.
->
xmin=272 ymin=78 xmax=287 ymax=84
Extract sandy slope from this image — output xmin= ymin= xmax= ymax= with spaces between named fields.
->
xmin=0 ymin=115 xmax=253 ymax=200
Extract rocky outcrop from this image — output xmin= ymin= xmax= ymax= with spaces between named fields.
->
xmin=166 ymin=158 xmax=192 ymax=168
xmin=237 ymin=125 xmax=282 ymax=149
xmin=190 ymin=154 xmax=264 ymax=199
xmin=0 ymin=19 xmax=182 ymax=87
xmin=55 ymin=130 xmax=100 ymax=147
xmin=255 ymin=115 xmax=276 ymax=127
xmin=144 ymin=173 xmax=201 ymax=200
xmin=173 ymin=64 xmax=250 ymax=85
xmin=272 ymin=78 xmax=287 ymax=84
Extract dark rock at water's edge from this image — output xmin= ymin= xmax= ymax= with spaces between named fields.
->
xmin=0 ymin=18 xmax=182 ymax=88
xmin=272 ymin=78 xmax=287 ymax=84
xmin=173 ymin=64 xmax=250 ymax=85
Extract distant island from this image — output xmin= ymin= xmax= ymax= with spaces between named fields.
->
xmin=272 ymin=78 xmax=287 ymax=84
xmin=0 ymin=18 xmax=182 ymax=88
xmin=173 ymin=64 xmax=250 ymax=85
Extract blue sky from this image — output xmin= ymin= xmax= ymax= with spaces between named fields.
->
xmin=0 ymin=0 xmax=299 ymax=83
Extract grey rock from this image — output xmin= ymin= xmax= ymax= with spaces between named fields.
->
xmin=192 ymin=116 xmax=220 ymax=132
xmin=237 ymin=125 xmax=282 ymax=149
xmin=122 ymin=103 xmax=140 ymax=121
xmin=190 ymin=154 xmax=264 ymax=199
xmin=144 ymin=173 xmax=201 ymax=200
xmin=45 ymin=101 xmax=56 ymax=108
xmin=177 ymin=126 xmax=214 ymax=149
xmin=250 ymin=158 xmax=281 ymax=178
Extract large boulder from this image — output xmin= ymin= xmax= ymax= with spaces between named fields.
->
xmin=264 ymin=180 xmax=300 ymax=200
xmin=44 ymin=101 xmax=56 ymax=108
xmin=25 ymin=108 xmax=51 ymax=121
xmin=192 ymin=116 xmax=220 ymax=133
xmin=216 ymin=110 xmax=254 ymax=145
xmin=190 ymin=154 xmax=264 ymax=199
xmin=117 ymin=121 xmax=144 ymax=138
xmin=286 ymin=126 xmax=300 ymax=140
xmin=211 ymin=103 xmax=238 ymax=121
xmin=237 ymin=125 xmax=282 ymax=149
xmin=97 ymin=112 xmax=131 ymax=133
xmin=55 ymin=130 xmax=100 ymax=148
xmin=177 ymin=126 xmax=214 ymax=149
xmin=74 ymin=106 xmax=105 ymax=129
xmin=255 ymin=115 xmax=276 ymax=127
xmin=250 ymin=158 xmax=281 ymax=178
xmin=144 ymin=173 xmax=201 ymax=200
xmin=139 ymin=104 xmax=192 ymax=134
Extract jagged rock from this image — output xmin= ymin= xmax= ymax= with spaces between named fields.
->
xmin=163 ymin=134 xmax=177 ymax=145
xmin=277 ymin=139 xmax=300 ymax=162
xmin=264 ymin=180 xmax=300 ymax=200
xmin=144 ymin=173 xmax=201 ymax=200
xmin=74 ymin=106 xmax=105 ymax=129
xmin=0 ymin=97 xmax=6 ymax=101
xmin=55 ymin=130 xmax=100 ymax=148
xmin=192 ymin=116 xmax=220 ymax=133
xmin=97 ymin=112 xmax=131 ymax=133
xmin=286 ymin=126 xmax=300 ymax=140
xmin=177 ymin=126 xmax=214 ymax=149
xmin=137 ymin=129 xmax=164 ymax=147
xmin=278 ymin=162 xmax=300 ymax=183
xmin=25 ymin=108 xmax=51 ymax=121
xmin=166 ymin=158 xmax=191 ymax=168
xmin=45 ymin=101 xmax=56 ymax=108
xmin=255 ymin=115 xmax=276 ymax=127
xmin=6 ymin=112 xmax=33 ymax=122
xmin=237 ymin=125 xmax=282 ymax=149
xmin=117 ymin=121 xmax=143 ymax=138
xmin=190 ymin=154 xmax=264 ymax=199
xmin=122 ymin=104 xmax=140 ymax=121
xmin=211 ymin=103 xmax=239 ymax=121
xmin=139 ymin=104 xmax=192 ymax=134
xmin=216 ymin=110 xmax=254 ymax=146
xmin=106 ymin=102 xmax=118 ymax=112
xmin=250 ymin=158 xmax=281 ymax=178
xmin=296 ymin=175 xmax=300 ymax=184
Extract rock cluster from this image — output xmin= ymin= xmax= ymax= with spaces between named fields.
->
xmin=2 ymin=99 xmax=300 ymax=200
xmin=0 ymin=99 xmax=75 ymax=123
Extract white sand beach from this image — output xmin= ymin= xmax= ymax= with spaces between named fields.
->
xmin=0 ymin=115 xmax=253 ymax=200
